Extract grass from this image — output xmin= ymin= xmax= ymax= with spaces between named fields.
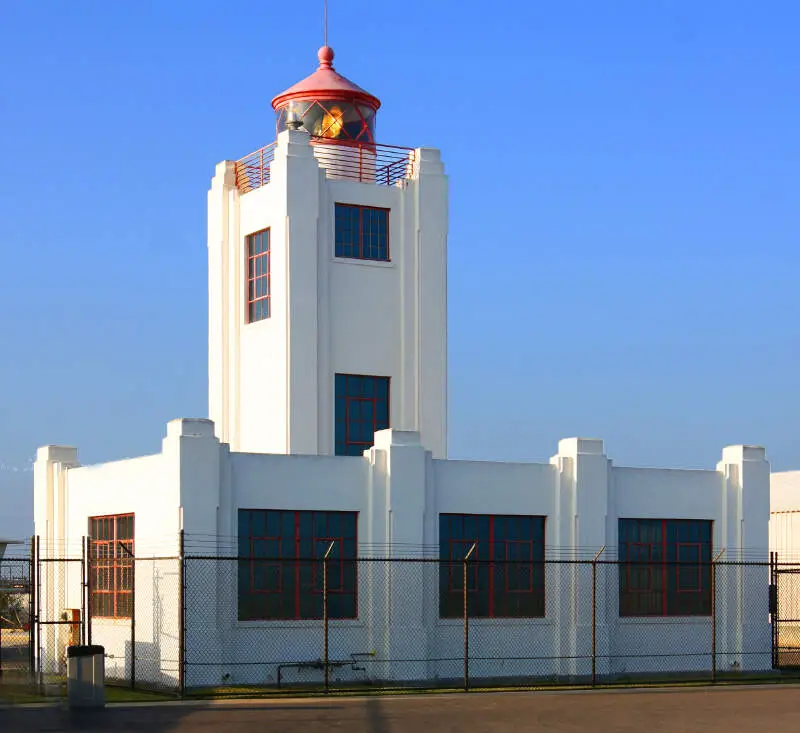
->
xmin=0 ymin=681 xmax=175 ymax=706
xmin=4 ymin=669 xmax=800 ymax=706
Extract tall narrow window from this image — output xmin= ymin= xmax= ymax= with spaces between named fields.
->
xmin=335 ymin=204 xmax=389 ymax=261
xmin=237 ymin=509 xmax=358 ymax=621
xmin=88 ymin=513 xmax=134 ymax=619
xmin=246 ymin=229 xmax=270 ymax=322
xmin=618 ymin=518 xmax=712 ymax=617
xmin=334 ymin=374 xmax=390 ymax=456
xmin=439 ymin=514 xmax=546 ymax=619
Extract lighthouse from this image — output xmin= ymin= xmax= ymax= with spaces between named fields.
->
xmin=207 ymin=46 xmax=449 ymax=458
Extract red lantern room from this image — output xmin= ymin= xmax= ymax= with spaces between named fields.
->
xmin=271 ymin=46 xmax=381 ymax=143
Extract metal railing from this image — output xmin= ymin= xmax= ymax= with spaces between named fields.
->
xmin=233 ymin=138 xmax=417 ymax=194
xmin=234 ymin=143 xmax=276 ymax=193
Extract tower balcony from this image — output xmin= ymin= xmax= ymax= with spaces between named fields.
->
xmin=234 ymin=137 xmax=418 ymax=194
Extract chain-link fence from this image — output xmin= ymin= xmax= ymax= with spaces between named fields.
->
xmin=772 ymin=556 xmax=800 ymax=668
xmin=181 ymin=555 xmax=786 ymax=693
xmin=86 ymin=557 xmax=181 ymax=692
xmin=14 ymin=537 xmax=800 ymax=698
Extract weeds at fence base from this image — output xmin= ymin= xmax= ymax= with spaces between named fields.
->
xmin=180 ymin=669 xmax=800 ymax=701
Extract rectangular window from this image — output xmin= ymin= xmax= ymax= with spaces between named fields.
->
xmin=618 ymin=518 xmax=713 ymax=617
xmin=439 ymin=514 xmax=546 ymax=619
xmin=334 ymin=374 xmax=390 ymax=456
xmin=246 ymin=229 xmax=270 ymax=322
xmin=237 ymin=509 xmax=358 ymax=621
xmin=89 ymin=513 xmax=134 ymax=619
xmin=335 ymin=203 xmax=389 ymax=261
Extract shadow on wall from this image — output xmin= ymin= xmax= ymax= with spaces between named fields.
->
xmin=91 ymin=559 xmax=180 ymax=692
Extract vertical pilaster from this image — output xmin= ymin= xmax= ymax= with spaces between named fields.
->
xmin=207 ymin=161 xmax=238 ymax=445
xmin=717 ymin=445 xmax=770 ymax=672
xmin=164 ymin=419 xmax=221 ymax=687
xmin=552 ymin=438 xmax=609 ymax=679
xmin=411 ymin=148 xmax=448 ymax=458
xmin=271 ymin=130 xmax=323 ymax=454
xmin=368 ymin=429 xmax=428 ymax=681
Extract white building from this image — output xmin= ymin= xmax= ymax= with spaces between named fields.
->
xmin=33 ymin=46 xmax=772 ymax=689
xmin=770 ymin=471 xmax=800 ymax=562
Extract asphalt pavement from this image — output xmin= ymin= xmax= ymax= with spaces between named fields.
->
xmin=2 ymin=684 xmax=800 ymax=732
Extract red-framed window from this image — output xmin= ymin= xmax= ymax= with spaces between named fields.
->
xmin=88 ymin=513 xmax=134 ymax=619
xmin=335 ymin=203 xmax=389 ymax=261
xmin=246 ymin=229 xmax=270 ymax=323
xmin=439 ymin=514 xmax=546 ymax=619
xmin=618 ymin=518 xmax=713 ymax=617
xmin=334 ymin=374 xmax=390 ymax=456
xmin=237 ymin=509 xmax=358 ymax=620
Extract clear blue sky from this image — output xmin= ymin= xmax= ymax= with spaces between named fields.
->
xmin=1 ymin=1 xmax=798 ymax=537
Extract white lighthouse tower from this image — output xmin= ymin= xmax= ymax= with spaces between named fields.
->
xmin=207 ymin=46 xmax=448 ymax=458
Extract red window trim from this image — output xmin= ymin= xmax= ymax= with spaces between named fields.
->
xmin=676 ymin=541 xmax=704 ymax=594
xmin=246 ymin=228 xmax=270 ymax=324
xmin=339 ymin=374 xmax=390 ymax=456
xmin=502 ymin=540 xmax=535 ymax=594
xmin=242 ymin=510 xmax=358 ymax=620
xmin=441 ymin=513 xmax=545 ymax=619
xmin=625 ymin=542 xmax=655 ymax=594
xmin=620 ymin=519 xmax=712 ymax=617
xmin=89 ymin=513 xmax=134 ymax=620
xmin=335 ymin=203 xmax=390 ymax=262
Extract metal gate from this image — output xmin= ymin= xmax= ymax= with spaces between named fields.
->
xmin=0 ymin=542 xmax=33 ymax=684
xmin=34 ymin=538 xmax=86 ymax=685
xmin=771 ymin=553 xmax=800 ymax=668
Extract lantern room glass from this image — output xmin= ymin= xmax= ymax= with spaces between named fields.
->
xmin=276 ymin=100 xmax=376 ymax=143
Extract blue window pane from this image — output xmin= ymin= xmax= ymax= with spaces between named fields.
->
xmin=334 ymin=204 xmax=389 ymax=262
xmin=361 ymin=400 xmax=374 ymax=422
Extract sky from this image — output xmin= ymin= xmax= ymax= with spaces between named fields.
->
xmin=0 ymin=1 xmax=798 ymax=538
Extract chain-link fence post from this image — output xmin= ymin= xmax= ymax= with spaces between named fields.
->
xmin=178 ymin=529 xmax=186 ymax=696
xmin=86 ymin=533 xmax=93 ymax=647
xmin=35 ymin=535 xmax=41 ymax=691
xmin=323 ymin=541 xmax=335 ymax=694
xmin=80 ymin=536 xmax=87 ymax=646
xmin=769 ymin=552 xmax=778 ymax=669
xmin=711 ymin=558 xmax=717 ymax=681
xmin=711 ymin=549 xmax=724 ymax=683
xmin=118 ymin=539 xmax=136 ymax=688
xmin=29 ymin=535 xmax=36 ymax=687
xmin=463 ymin=543 xmax=476 ymax=692
xmin=591 ymin=547 xmax=605 ymax=687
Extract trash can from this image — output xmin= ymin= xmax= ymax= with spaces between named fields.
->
xmin=66 ymin=645 xmax=105 ymax=709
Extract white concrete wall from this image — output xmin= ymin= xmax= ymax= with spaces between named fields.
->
xmin=36 ymin=423 xmax=771 ymax=688
xmin=32 ymin=419 xmax=217 ymax=685
xmin=197 ymin=429 xmax=769 ymax=686
xmin=208 ymin=131 xmax=448 ymax=459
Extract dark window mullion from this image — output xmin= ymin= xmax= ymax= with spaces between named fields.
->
xmin=294 ymin=511 xmax=301 ymax=619
xmin=488 ymin=516 xmax=495 ymax=618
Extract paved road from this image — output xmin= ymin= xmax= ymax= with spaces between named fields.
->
xmin=2 ymin=685 xmax=800 ymax=732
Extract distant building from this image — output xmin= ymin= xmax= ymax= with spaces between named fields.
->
xmin=0 ymin=539 xmax=23 ymax=562
xmin=770 ymin=471 xmax=800 ymax=561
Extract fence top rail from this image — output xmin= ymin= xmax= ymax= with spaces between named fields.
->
xmin=182 ymin=554 xmax=773 ymax=567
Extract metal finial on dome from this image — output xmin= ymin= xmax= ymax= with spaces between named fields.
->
xmin=318 ymin=45 xmax=335 ymax=69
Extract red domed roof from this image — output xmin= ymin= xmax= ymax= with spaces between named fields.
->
xmin=271 ymin=46 xmax=381 ymax=111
